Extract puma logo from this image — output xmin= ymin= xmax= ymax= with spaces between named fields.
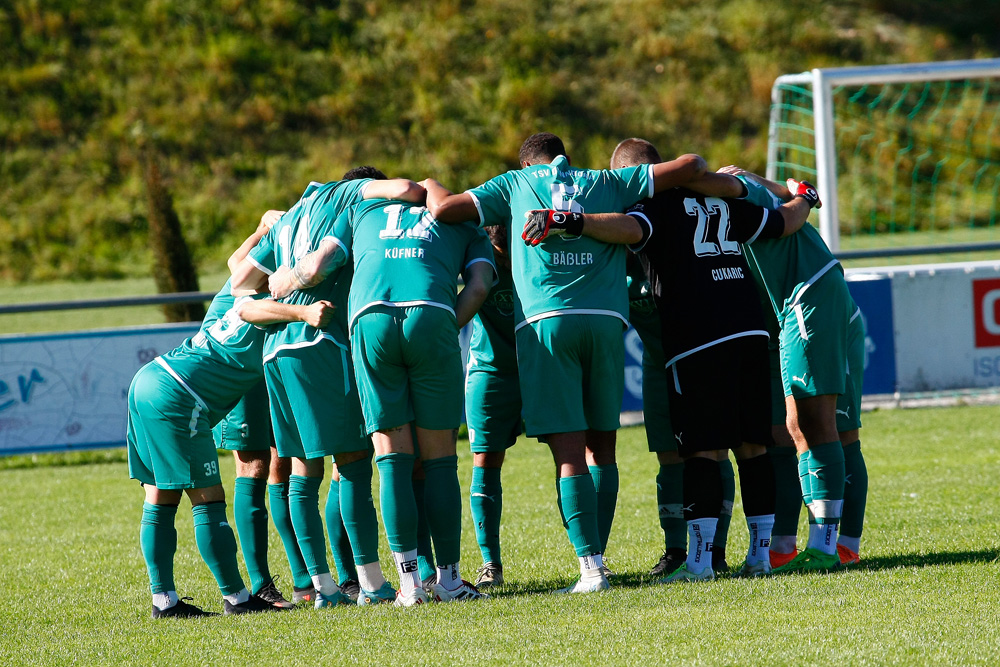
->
xmin=792 ymin=374 xmax=809 ymax=386
xmin=471 ymin=493 xmax=496 ymax=502
xmin=675 ymin=432 xmax=684 ymax=445
xmin=682 ymin=503 xmax=695 ymax=513
xmin=836 ymin=407 xmax=850 ymax=418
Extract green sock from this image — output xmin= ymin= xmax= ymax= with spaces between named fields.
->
xmin=191 ymin=502 xmax=245 ymax=596
xmin=807 ymin=441 xmax=846 ymax=525
xmin=233 ymin=476 xmax=269 ymax=593
xmin=337 ymin=455 xmax=381 ymax=568
xmin=267 ymin=482 xmax=311 ymax=590
xmin=288 ymin=474 xmax=330 ymax=577
xmin=588 ymin=464 xmax=619 ymax=553
xmin=470 ymin=465 xmax=503 ymax=566
xmin=555 ymin=477 xmax=568 ymax=530
xmin=558 ymin=474 xmax=601 ymax=558
xmin=324 ymin=477 xmax=357 ymax=584
xmin=412 ymin=476 xmax=436 ymax=581
xmin=798 ymin=449 xmax=814 ymax=507
xmin=770 ymin=446 xmax=803 ymax=537
xmin=840 ymin=440 xmax=868 ymax=540
xmin=140 ymin=502 xmax=177 ymax=594
xmin=423 ymin=455 xmax=462 ymax=566
xmin=656 ymin=463 xmax=686 ymax=550
xmin=375 ymin=453 xmax=417 ymax=553
xmin=716 ymin=458 xmax=735 ymax=551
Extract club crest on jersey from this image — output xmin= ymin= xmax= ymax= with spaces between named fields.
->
xmin=487 ymin=289 xmax=515 ymax=317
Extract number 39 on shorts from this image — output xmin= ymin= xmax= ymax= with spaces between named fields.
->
xmin=204 ymin=460 xmax=219 ymax=477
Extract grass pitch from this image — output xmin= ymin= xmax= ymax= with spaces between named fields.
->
xmin=1 ymin=405 xmax=999 ymax=666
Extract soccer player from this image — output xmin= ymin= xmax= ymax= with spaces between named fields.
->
xmin=711 ymin=165 xmax=869 ymax=571
xmin=464 ymin=224 xmax=520 ymax=588
xmin=626 ymin=255 xmax=738 ymax=577
xmin=275 ymin=189 xmax=497 ymax=605
xmin=607 ymin=138 xmax=817 ymax=581
xmin=426 ymin=132 xmax=708 ymax=593
xmin=128 ymin=243 xmax=331 ymax=617
xmin=231 ymin=168 xmax=425 ymax=607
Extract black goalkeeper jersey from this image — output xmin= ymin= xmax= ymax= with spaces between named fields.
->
xmin=627 ymin=187 xmax=785 ymax=366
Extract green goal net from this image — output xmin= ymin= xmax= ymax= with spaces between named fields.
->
xmin=767 ymin=59 xmax=1000 ymax=260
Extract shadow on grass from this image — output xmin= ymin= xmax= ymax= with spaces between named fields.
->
xmin=485 ymin=549 xmax=1000 ymax=597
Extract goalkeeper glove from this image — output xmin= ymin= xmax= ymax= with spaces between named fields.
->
xmin=787 ymin=179 xmax=821 ymax=208
xmin=522 ymin=210 xmax=585 ymax=246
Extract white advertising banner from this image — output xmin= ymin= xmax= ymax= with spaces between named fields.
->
xmin=878 ymin=260 xmax=1000 ymax=392
xmin=0 ymin=323 xmax=199 ymax=455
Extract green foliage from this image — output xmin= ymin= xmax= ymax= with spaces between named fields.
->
xmin=2 ymin=409 xmax=1000 ymax=665
xmin=1 ymin=1 xmax=996 ymax=281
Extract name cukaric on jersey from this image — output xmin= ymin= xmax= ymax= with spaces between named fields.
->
xmin=711 ymin=266 xmax=745 ymax=281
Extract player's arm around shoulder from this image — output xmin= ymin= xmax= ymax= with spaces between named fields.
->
xmin=776 ymin=179 xmax=821 ymax=238
xmin=456 ymin=260 xmax=496 ymax=328
xmin=424 ymin=178 xmax=480 ymax=224
xmin=237 ymin=297 xmax=335 ymax=329
xmin=650 ymin=153 xmax=708 ymax=192
xmin=521 ymin=210 xmax=647 ymax=246
xmin=363 ymin=179 xmax=426 ymax=203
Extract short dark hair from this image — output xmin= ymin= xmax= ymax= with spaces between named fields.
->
xmin=518 ymin=132 xmax=566 ymax=166
xmin=610 ymin=138 xmax=662 ymax=169
xmin=342 ymin=166 xmax=387 ymax=181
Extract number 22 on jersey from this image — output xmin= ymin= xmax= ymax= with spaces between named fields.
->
xmin=684 ymin=197 xmax=740 ymax=258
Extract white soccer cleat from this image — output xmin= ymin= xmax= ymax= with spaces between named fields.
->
xmin=658 ymin=563 xmax=715 ymax=584
xmin=736 ymin=560 xmax=772 ymax=578
xmin=431 ymin=580 xmax=488 ymax=602
xmin=393 ymin=587 xmax=430 ymax=607
xmin=552 ymin=572 xmax=610 ymax=594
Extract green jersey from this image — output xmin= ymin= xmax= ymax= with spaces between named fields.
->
xmin=156 ymin=279 xmax=265 ymax=423
xmin=468 ymin=269 xmax=517 ymax=374
xmin=739 ymin=176 xmax=843 ymax=313
xmin=332 ymin=199 xmax=496 ymax=329
xmin=467 ymin=155 xmax=654 ymax=329
xmin=247 ymin=178 xmax=370 ymax=360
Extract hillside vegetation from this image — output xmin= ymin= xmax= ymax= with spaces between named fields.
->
xmin=1 ymin=0 xmax=997 ymax=283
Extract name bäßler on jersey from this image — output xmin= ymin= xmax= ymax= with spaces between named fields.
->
xmin=549 ymin=251 xmax=594 ymax=266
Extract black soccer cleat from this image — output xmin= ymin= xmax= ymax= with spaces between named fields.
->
xmin=223 ymin=593 xmax=292 ymax=615
xmin=151 ymin=597 xmax=219 ymax=619
xmin=712 ymin=547 xmax=729 ymax=574
xmin=339 ymin=579 xmax=361 ymax=603
xmin=650 ymin=548 xmax=687 ymax=577
xmin=254 ymin=577 xmax=295 ymax=609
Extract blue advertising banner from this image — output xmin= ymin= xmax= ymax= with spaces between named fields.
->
xmin=846 ymin=275 xmax=897 ymax=395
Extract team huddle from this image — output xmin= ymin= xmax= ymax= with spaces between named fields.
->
xmin=126 ymin=132 xmax=869 ymax=617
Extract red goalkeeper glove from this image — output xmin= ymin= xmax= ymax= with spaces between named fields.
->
xmin=786 ymin=179 xmax=821 ymax=208
xmin=521 ymin=210 xmax=585 ymax=246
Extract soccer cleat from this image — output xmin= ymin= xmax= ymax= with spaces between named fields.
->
xmin=314 ymin=589 xmax=349 ymax=608
xmin=431 ymin=580 xmax=489 ymax=602
xmin=658 ymin=563 xmax=715 ymax=584
xmin=151 ymin=597 xmax=218 ymax=619
xmin=339 ymin=579 xmax=361 ymax=603
xmin=393 ymin=587 xmax=430 ymax=607
xmin=735 ymin=560 xmax=772 ymax=578
xmin=292 ymin=586 xmax=316 ymax=605
xmin=254 ymin=577 xmax=294 ymax=609
xmin=552 ymin=573 xmax=610 ymax=594
xmin=421 ymin=574 xmax=437 ymax=592
xmin=837 ymin=544 xmax=861 ymax=566
xmin=769 ymin=549 xmax=799 ymax=569
xmin=711 ymin=547 xmax=729 ymax=574
xmin=600 ymin=564 xmax=616 ymax=579
xmin=772 ymin=547 xmax=841 ymax=574
xmin=357 ymin=581 xmax=397 ymax=606
xmin=650 ymin=548 xmax=687 ymax=577
xmin=223 ymin=594 xmax=290 ymax=615
xmin=474 ymin=562 xmax=504 ymax=588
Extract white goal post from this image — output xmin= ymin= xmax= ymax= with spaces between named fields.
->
xmin=766 ymin=58 xmax=1000 ymax=254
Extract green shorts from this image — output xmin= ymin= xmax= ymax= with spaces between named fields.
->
xmin=264 ymin=340 xmax=371 ymax=459
xmin=836 ymin=308 xmax=865 ymax=432
xmin=516 ymin=314 xmax=624 ymax=437
xmin=465 ymin=367 xmax=522 ymax=453
xmin=780 ymin=270 xmax=857 ymax=399
xmin=352 ymin=305 xmax=464 ymax=433
xmin=127 ymin=361 xmax=222 ymax=490
xmin=641 ymin=349 xmax=674 ymax=453
xmin=214 ymin=379 xmax=272 ymax=452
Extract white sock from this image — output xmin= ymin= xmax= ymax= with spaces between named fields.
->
xmin=807 ymin=523 xmax=839 ymax=555
xmin=357 ymin=562 xmax=387 ymax=592
xmin=437 ymin=562 xmax=462 ymax=591
xmin=223 ymin=588 xmax=250 ymax=606
xmin=745 ymin=514 xmax=775 ymax=566
xmin=152 ymin=591 xmax=178 ymax=610
xmin=311 ymin=572 xmax=339 ymax=596
xmin=579 ymin=553 xmax=604 ymax=576
xmin=686 ymin=518 xmax=718 ymax=574
xmin=771 ymin=535 xmax=797 ymax=554
xmin=393 ymin=549 xmax=421 ymax=595
xmin=838 ymin=535 xmax=861 ymax=553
